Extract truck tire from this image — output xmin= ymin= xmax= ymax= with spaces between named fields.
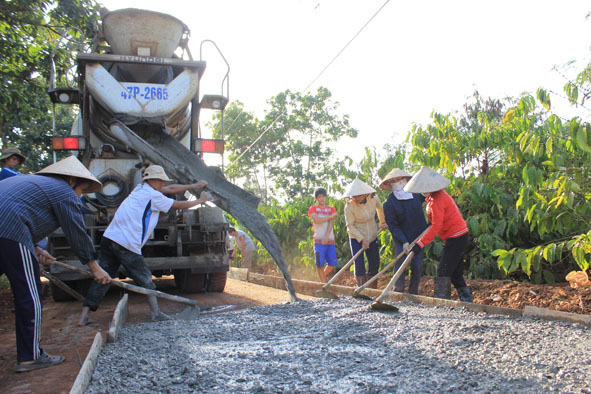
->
xmin=51 ymin=281 xmax=75 ymax=302
xmin=206 ymin=272 xmax=227 ymax=292
xmin=51 ymin=278 xmax=93 ymax=302
xmin=173 ymin=269 xmax=206 ymax=293
xmin=75 ymin=278 xmax=93 ymax=297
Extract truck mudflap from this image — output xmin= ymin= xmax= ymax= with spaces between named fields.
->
xmin=107 ymin=121 xmax=297 ymax=301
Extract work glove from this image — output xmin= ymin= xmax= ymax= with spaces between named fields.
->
xmin=402 ymin=242 xmax=410 ymax=253
xmin=411 ymin=244 xmax=422 ymax=255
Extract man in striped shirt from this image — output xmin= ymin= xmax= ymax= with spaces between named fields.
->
xmin=78 ymin=165 xmax=211 ymax=325
xmin=0 ymin=156 xmax=111 ymax=372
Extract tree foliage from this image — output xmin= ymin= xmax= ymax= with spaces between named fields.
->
xmin=215 ymin=87 xmax=358 ymax=202
xmin=0 ymin=0 xmax=100 ymax=171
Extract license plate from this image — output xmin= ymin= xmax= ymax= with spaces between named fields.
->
xmin=120 ymin=83 xmax=169 ymax=101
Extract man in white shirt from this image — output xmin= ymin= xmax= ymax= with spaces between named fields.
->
xmin=78 ymin=165 xmax=211 ymax=325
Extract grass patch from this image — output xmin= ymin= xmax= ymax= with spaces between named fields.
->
xmin=0 ymin=275 xmax=10 ymax=290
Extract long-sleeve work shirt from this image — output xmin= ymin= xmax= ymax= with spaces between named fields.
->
xmin=0 ymin=174 xmax=97 ymax=264
xmin=344 ymin=195 xmax=386 ymax=243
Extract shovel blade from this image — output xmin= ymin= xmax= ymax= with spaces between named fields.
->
xmin=369 ymin=301 xmax=399 ymax=312
xmin=174 ymin=306 xmax=201 ymax=320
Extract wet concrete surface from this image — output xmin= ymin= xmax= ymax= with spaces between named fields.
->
xmin=0 ymin=277 xmax=300 ymax=394
xmin=87 ymin=297 xmax=591 ymax=393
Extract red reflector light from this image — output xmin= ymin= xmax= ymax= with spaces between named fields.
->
xmin=63 ymin=137 xmax=79 ymax=149
xmin=195 ymin=139 xmax=224 ymax=154
xmin=201 ymin=140 xmax=215 ymax=152
xmin=52 ymin=136 xmax=86 ymax=151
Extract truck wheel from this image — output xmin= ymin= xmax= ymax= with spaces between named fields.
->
xmin=207 ymin=272 xmax=227 ymax=292
xmin=51 ymin=281 xmax=75 ymax=302
xmin=75 ymin=279 xmax=93 ymax=297
xmin=173 ymin=269 xmax=206 ymax=293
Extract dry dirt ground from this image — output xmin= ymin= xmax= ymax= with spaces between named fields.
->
xmin=257 ymin=265 xmax=591 ymax=315
xmin=0 ymin=277 xmax=306 ymax=394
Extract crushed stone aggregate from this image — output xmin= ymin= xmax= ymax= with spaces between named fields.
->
xmin=86 ymin=297 xmax=591 ymax=393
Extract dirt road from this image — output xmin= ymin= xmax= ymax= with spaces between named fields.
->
xmin=0 ymin=277 xmax=307 ymax=394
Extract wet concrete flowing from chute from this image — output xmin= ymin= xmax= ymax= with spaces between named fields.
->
xmin=106 ymin=123 xmax=296 ymax=301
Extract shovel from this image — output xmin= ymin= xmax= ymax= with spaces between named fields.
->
xmin=315 ymin=230 xmax=383 ymax=299
xmin=51 ymin=260 xmax=201 ymax=319
xmin=369 ymin=251 xmax=415 ymax=312
xmin=352 ymin=227 xmax=429 ymax=300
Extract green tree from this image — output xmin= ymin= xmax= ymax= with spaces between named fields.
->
xmin=0 ymin=0 xmax=100 ymax=170
xmin=218 ymin=87 xmax=358 ymax=201
xmin=264 ymin=87 xmax=358 ymax=200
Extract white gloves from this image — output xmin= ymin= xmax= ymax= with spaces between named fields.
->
xmin=403 ymin=242 xmax=410 ymax=253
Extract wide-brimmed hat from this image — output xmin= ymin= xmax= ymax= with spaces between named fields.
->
xmin=404 ymin=166 xmax=451 ymax=193
xmin=1 ymin=148 xmax=26 ymax=163
xmin=342 ymin=178 xmax=376 ymax=198
xmin=37 ymin=156 xmax=102 ymax=193
xmin=379 ymin=168 xmax=413 ymax=190
xmin=142 ymin=165 xmax=172 ymax=182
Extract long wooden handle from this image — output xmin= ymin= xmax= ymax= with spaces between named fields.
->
xmin=40 ymin=269 xmax=85 ymax=301
xmin=320 ymin=247 xmax=364 ymax=290
xmin=375 ymin=251 xmax=415 ymax=302
xmin=354 ymin=226 xmax=430 ymax=294
xmin=321 ymin=229 xmax=384 ymax=290
xmin=51 ymin=260 xmax=198 ymax=307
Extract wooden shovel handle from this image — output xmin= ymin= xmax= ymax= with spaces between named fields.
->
xmin=51 ymin=260 xmax=198 ymax=307
xmin=321 ymin=229 xmax=384 ymax=290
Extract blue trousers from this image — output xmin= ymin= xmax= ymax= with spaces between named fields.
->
xmin=0 ymin=238 xmax=42 ymax=362
xmin=349 ymin=238 xmax=380 ymax=277
xmin=393 ymin=240 xmax=424 ymax=294
xmin=83 ymin=237 xmax=155 ymax=311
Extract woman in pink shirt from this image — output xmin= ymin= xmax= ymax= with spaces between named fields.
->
xmin=405 ymin=167 xmax=473 ymax=302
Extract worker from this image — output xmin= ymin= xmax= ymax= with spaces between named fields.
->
xmin=79 ymin=165 xmax=211 ymax=325
xmin=343 ymin=178 xmax=388 ymax=287
xmin=228 ymin=227 xmax=257 ymax=269
xmin=0 ymin=155 xmax=111 ymax=372
xmin=0 ymin=147 xmax=26 ymax=180
xmin=405 ymin=166 xmax=473 ymax=302
xmin=308 ymin=187 xmax=338 ymax=283
xmin=380 ymin=168 xmax=428 ymax=294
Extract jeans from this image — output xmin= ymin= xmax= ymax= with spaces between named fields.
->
xmin=83 ymin=237 xmax=155 ymax=311
xmin=349 ymin=238 xmax=380 ymax=277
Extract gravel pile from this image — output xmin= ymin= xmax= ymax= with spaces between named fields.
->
xmin=87 ymin=297 xmax=591 ymax=393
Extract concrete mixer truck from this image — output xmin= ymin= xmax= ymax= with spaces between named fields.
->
xmin=47 ymin=7 xmax=297 ymax=302
xmin=45 ymin=8 xmax=238 ymax=300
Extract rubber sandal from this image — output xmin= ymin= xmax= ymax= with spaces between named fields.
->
xmin=14 ymin=351 xmax=65 ymax=373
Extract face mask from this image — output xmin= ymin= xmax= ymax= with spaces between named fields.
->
xmin=391 ymin=179 xmax=407 ymax=192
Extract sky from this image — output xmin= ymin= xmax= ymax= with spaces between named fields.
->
xmin=98 ymin=0 xmax=591 ymax=164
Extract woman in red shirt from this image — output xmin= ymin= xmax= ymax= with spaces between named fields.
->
xmin=405 ymin=167 xmax=473 ymax=302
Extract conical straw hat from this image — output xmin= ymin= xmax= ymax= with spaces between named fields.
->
xmin=379 ymin=168 xmax=412 ymax=190
xmin=403 ymin=166 xmax=450 ymax=193
xmin=342 ymin=178 xmax=376 ymax=198
xmin=142 ymin=165 xmax=172 ymax=182
xmin=37 ymin=156 xmax=102 ymax=193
